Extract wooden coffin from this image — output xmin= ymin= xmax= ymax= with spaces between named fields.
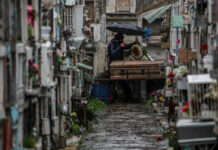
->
xmin=110 ymin=60 xmax=165 ymax=80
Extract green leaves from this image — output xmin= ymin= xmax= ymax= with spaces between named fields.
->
xmin=87 ymin=99 xmax=106 ymax=113
xmin=85 ymin=99 xmax=107 ymax=124
xmin=23 ymin=136 xmax=37 ymax=148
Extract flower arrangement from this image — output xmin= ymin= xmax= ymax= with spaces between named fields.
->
xmin=167 ymin=78 xmax=174 ymax=87
xmin=169 ymin=56 xmax=174 ymax=60
xmin=131 ymin=45 xmax=143 ymax=59
xmin=168 ymin=72 xmax=174 ymax=77
xmin=126 ymin=45 xmax=150 ymax=61
xmin=167 ymin=72 xmax=175 ymax=87
xmin=151 ymin=90 xmax=158 ymax=96
xmin=65 ymin=112 xmax=83 ymax=136
xmin=204 ymin=85 xmax=218 ymax=99
xmin=173 ymin=66 xmax=188 ymax=79
xmin=201 ymin=43 xmax=207 ymax=51
xmin=181 ymin=101 xmax=189 ymax=114
xmin=29 ymin=60 xmax=39 ymax=78
xmin=168 ymin=56 xmax=175 ymax=64
xmin=159 ymin=96 xmax=164 ymax=101
xmin=201 ymin=43 xmax=208 ymax=55
xmin=150 ymin=90 xmax=165 ymax=102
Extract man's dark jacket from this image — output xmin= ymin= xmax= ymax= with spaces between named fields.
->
xmin=107 ymin=39 xmax=135 ymax=101
xmin=108 ymin=39 xmax=136 ymax=66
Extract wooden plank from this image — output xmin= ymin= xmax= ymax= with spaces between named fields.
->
xmin=111 ymin=72 xmax=162 ymax=77
xmin=110 ymin=74 xmax=165 ymax=80
xmin=111 ymin=67 xmax=162 ymax=71
xmin=110 ymin=60 xmax=165 ymax=80
xmin=111 ymin=71 xmax=163 ymax=76
xmin=111 ymin=68 xmax=161 ymax=75
xmin=111 ymin=70 xmax=122 ymax=75
xmin=110 ymin=60 xmax=165 ymax=68
xmin=111 ymin=67 xmax=162 ymax=76
xmin=111 ymin=76 xmax=127 ymax=80
xmin=128 ymin=74 xmax=165 ymax=79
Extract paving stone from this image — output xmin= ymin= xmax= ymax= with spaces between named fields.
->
xmin=80 ymin=103 xmax=168 ymax=150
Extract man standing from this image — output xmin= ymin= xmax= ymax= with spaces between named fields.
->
xmin=108 ymin=33 xmax=137 ymax=102
xmin=108 ymin=33 xmax=137 ymax=65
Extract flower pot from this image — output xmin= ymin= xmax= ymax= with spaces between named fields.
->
xmin=177 ymin=77 xmax=187 ymax=90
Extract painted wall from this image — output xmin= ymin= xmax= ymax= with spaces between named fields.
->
xmin=106 ymin=0 xmax=136 ymax=14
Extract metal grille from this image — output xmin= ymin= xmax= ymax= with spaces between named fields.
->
xmin=187 ymin=74 xmax=218 ymax=120
xmin=64 ymin=6 xmax=73 ymax=30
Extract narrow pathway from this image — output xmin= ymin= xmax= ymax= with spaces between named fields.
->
xmin=80 ymin=103 xmax=168 ymax=150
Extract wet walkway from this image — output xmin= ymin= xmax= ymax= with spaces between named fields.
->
xmin=80 ymin=103 xmax=168 ymax=150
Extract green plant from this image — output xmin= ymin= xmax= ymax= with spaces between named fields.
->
xmin=163 ymin=129 xmax=179 ymax=150
xmin=72 ymin=124 xmax=80 ymax=135
xmin=86 ymin=99 xmax=106 ymax=122
xmin=145 ymin=98 xmax=154 ymax=108
xmin=23 ymin=136 xmax=37 ymax=148
xmin=86 ymin=98 xmax=106 ymax=113
xmin=76 ymin=99 xmax=107 ymax=130
xmin=64 ymin=112 xmax=83 ymax=136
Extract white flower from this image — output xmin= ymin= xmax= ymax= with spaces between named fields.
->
xmin=174 ymin=66 xmax=188 ymax=79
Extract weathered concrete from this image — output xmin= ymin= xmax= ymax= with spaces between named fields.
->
xmin=80 ymin=103 xmax=168 ymax=150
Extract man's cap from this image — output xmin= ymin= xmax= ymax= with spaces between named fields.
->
xmin=114 ymin=33 xmax=124 ymax=40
